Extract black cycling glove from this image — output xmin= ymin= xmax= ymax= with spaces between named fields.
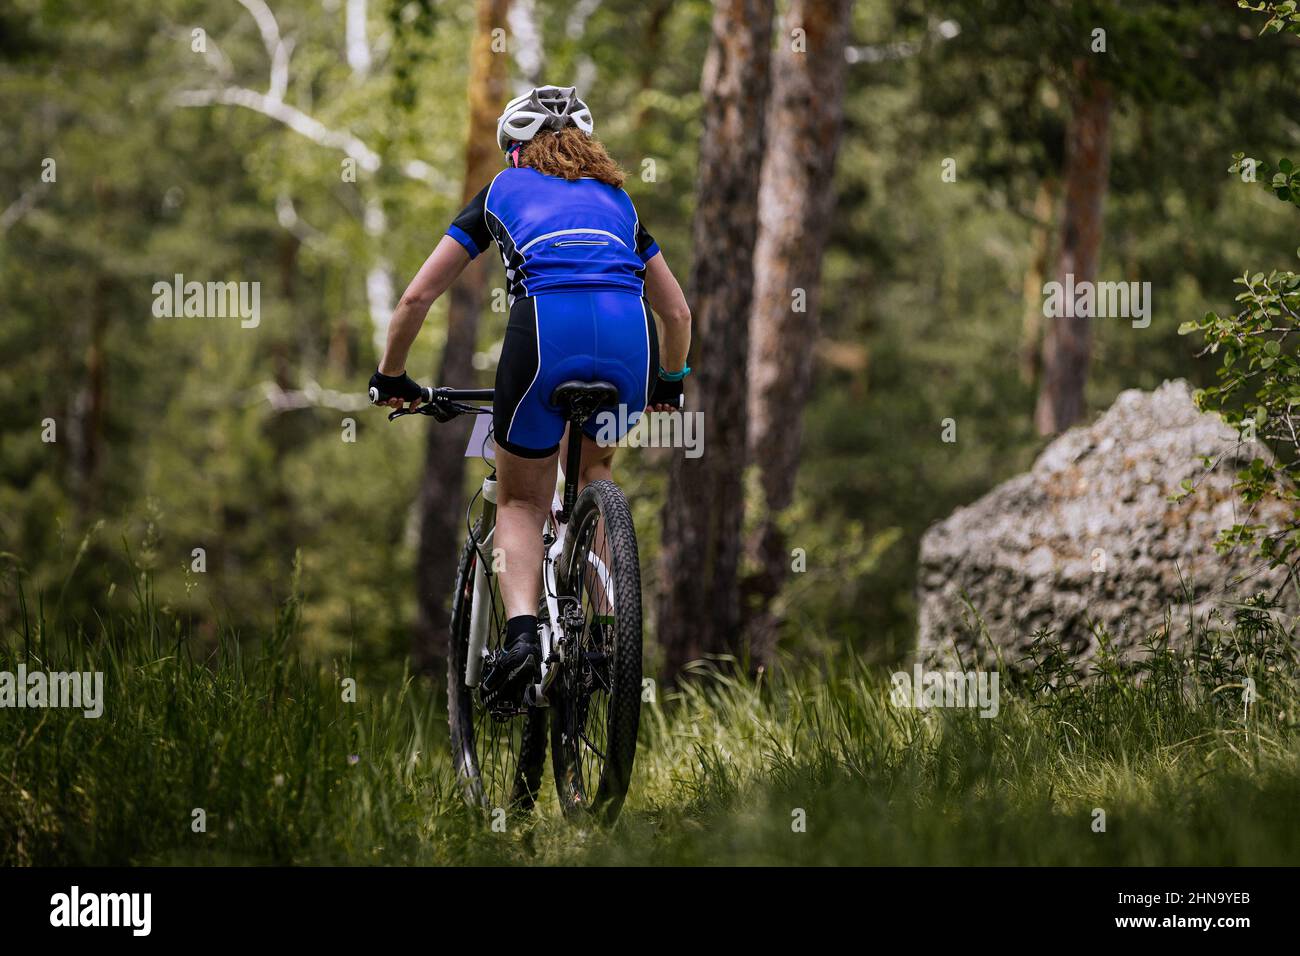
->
xmin=369 ymin=368 xmax=423 ymax=405
xmin=649 ymin=373 xmax=685 ymax=410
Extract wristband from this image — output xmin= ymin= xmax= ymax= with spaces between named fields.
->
xmin=658 ymin=364 xmax=692 ymax=382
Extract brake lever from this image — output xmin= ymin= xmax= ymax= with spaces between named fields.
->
xmin=386 ymin=399 xmax=484 ymax=422
xmin=443 ymin=401 xmax=489 ymax=417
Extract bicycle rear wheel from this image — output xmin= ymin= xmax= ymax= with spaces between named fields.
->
xmin=550 ymin=479 xmax=643 ymax=823
xmin=447 ymin=520 xmax=547 ymax=815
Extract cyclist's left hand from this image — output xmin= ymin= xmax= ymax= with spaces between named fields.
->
xmin=369 ymin=368 xmax=424 ymax=410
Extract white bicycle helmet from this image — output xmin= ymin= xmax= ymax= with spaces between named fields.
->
xmin=495 ymin=85 xmax=595 ymax=153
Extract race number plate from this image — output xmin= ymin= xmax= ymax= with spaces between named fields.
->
xmin=464 ymin=408 xmax=495 ymax=460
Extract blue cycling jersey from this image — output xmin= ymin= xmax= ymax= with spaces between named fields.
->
xmin=445 ymin=168 xmax=660 ymax=301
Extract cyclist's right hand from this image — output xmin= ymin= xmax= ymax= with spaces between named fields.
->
xmin=368 ymin=368 xmax=424 ymax=410
xmin=648 ymin=372 xmax=685 ymax=412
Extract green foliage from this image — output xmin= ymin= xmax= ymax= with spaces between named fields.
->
xmin=1182 ymin=267 xmax=1300 ymax=557
xmin=1240 ymin=0 xmax=1300 ymax=36
xmin=1229 ymin=152 xmax=1300 ymax=207
xmin=1182 ymin=8 xmax=1300 ymax=564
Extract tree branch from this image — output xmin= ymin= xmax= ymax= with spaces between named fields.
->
xmin=173 ymin=0 xmax=448 ymax=188
xmin=274 ymin=193 xmax=341 ymax=253
xmin=173 ymin=85 xmax=383 ymax=173
xmin=1 ymin=183 xmax=49 ymax=234
xmin=345 ymin=0 xmax=372 ymax=78
xmin=253 ymin=379 xmax=371 ymax=412
xmin=238 ymin=0 xmax=291 ymax=99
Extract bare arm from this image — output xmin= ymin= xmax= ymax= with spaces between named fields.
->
xmin=643 ymin=251 xmax=691 ymax=374
xmin=378 ymin=235 xmax=472 ymax=377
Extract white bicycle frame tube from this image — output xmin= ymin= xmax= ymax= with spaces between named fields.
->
xmin=535 ymin=484 xmax=567 ymax=702
xmin=464 ymin=466 xmax=570 ymax=702
xmin=464 ymin=475 xmax=497 ymax=688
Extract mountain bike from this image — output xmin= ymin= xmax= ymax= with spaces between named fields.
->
xmin=378 ymin=381 xmax=643 ymax=823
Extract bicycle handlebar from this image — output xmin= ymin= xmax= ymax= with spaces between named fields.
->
xmin=427 ymin=387 xmax=495 ymax=402
xmin=371 ymin=385 xmax=495 ymax=422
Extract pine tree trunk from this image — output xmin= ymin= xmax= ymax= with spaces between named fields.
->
xmin=656 ymin=0 xmax=775 ymax=681
xmin=76 ymin=181 xmax=113 ymax=520
xmin=411 ymin=0 xmax=510 ymax=673
xmin=1018 ymin=176 xmax=1057 ymax=385
xmin=743 ymin=0 xmax=851 ymax=666
xmin=1034 ymin=59 xmax=1112 ymax=435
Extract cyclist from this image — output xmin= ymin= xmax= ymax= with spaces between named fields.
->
xmin=369 ymin=85 xmax=692 ymax=707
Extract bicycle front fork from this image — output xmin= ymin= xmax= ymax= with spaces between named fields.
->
xmin=464 ymin=472 xmax=497 ymax=688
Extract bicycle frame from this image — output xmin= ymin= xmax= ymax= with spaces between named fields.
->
xmin=388 ymin=384 xmax=614 ymax=710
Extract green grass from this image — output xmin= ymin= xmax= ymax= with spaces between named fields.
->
xmin=3 ymin=575 xmax=1299 ymax=866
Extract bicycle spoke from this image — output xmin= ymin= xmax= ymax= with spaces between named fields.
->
xmin=577 ymin=729 xmax=607 ymax=762
xmin=455 ymin=548 xmax=541 ymax=816
xmin=557 ymin=506 xmax=618 ymax=804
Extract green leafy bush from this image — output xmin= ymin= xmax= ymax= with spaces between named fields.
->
xmin=1180 ymin=4 xmax=1300 ymax=562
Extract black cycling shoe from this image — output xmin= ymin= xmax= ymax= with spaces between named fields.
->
xmin=480 ymin=632 xmax=541 ymax=710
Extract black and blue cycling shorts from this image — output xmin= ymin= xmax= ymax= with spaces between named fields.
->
xmin=493 ymin=290 xmax=659 ymax=459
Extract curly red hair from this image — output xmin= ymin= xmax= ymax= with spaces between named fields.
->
xmin=517 ymin=127 xmax=626 ymax=189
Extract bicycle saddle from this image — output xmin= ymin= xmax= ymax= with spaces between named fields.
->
xmin=550 ymin=380 xmax=619 ymax=420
